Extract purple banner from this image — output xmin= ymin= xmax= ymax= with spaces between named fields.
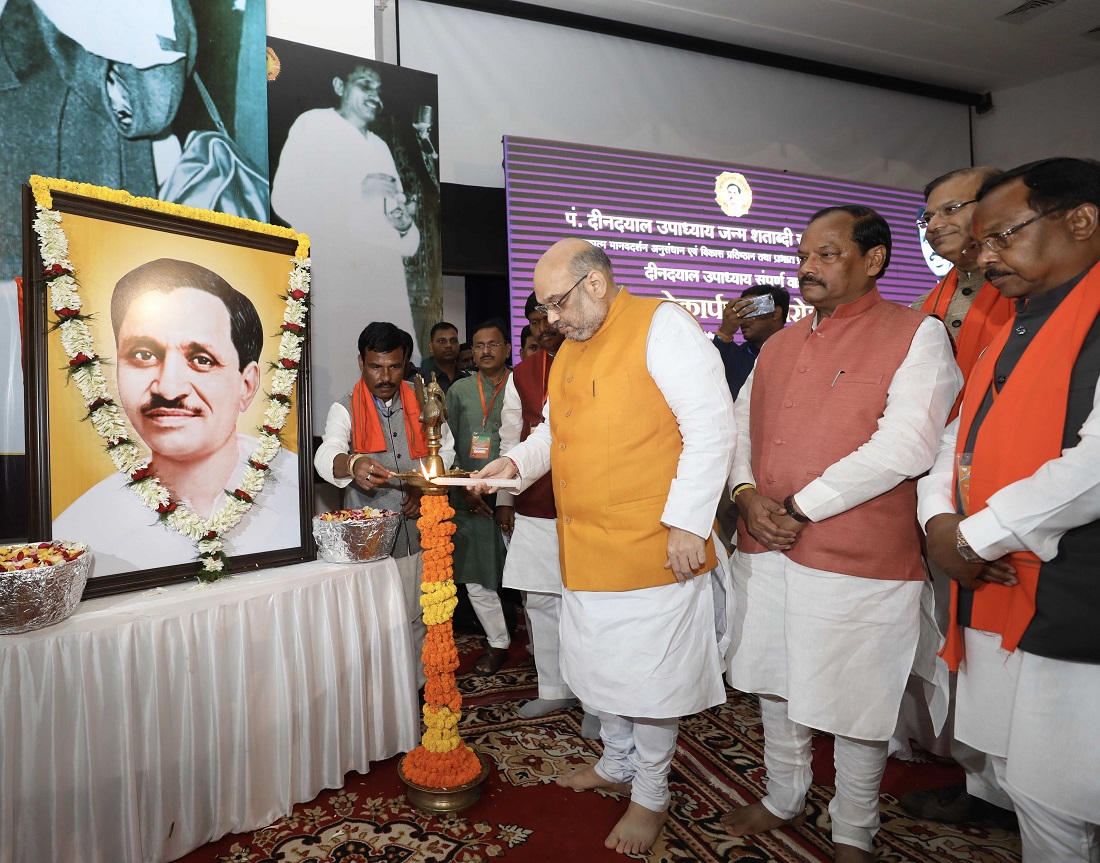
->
xmin=504 ymin=136 xmax=940 ymax=355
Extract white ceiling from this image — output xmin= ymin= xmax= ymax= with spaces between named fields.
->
xmin=512 ymin=0 xmax=1100 ymax=93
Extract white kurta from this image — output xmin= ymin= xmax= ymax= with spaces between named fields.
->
xmin=726 ymin=315 xmax=961 ymax=740
xmin=917 ymin=372 xmax=1100 ymax=821
xmin=53 ymin=435 xmax=300 ymax=577
xmin=501 ymin=513 xmax=561 ymax=593
xmin=497 ymin=373 xmax=562 ymax=594
xmin=506 ymin=302 xmax=736 ymax=718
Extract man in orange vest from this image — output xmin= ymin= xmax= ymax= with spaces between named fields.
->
xmin=475 ymin=239 xmax=735 ymax=856
xmin=899 ymin=167 xmax=1018 ymax=828
xmin=919 ymin=157 xmax=1100 ymax=862
xmin=722 ymin=206 xmax=962 ymax=863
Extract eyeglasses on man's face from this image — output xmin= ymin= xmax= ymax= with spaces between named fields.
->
xmin=471 ymin=340 xmax=506 ymax=351
xmin=915 ymin=199 xmax=977 ymax=230
xmin=535 ymin=273 xmax=587 ymax=316
xmin=961 ymin=208 xmax=1060 ymax=259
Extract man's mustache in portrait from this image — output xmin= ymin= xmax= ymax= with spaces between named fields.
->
xmin=141 ymin=393 xmax=203 ymax=418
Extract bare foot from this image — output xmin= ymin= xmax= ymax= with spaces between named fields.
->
xmin=834 ymin=842 xmax=874 ymax=862
xmin=719 ymin=801 xmax=806 ymax=836
xmin=604 ymin=801 xmax=668 ymax=855
xmin=555 ymin=765 xmax=631 ymax=795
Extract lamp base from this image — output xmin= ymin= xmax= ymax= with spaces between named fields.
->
xmin=398 ymin=752 xmax=491 ymax=814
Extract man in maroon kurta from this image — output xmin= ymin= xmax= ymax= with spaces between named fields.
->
xmin=496 ymin=293 xmax=587 ymax=721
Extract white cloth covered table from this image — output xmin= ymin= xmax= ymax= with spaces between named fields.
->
xmin=0 ymin=558 xmax=420 ymax=863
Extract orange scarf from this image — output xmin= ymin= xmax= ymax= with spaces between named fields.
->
xmin=350 ymin=378 xmax=429 ymax=458
xmin=954 ymin=282 xmax=1014 ymax=385
xmin=922 ymin=268 xmax=1014 ymax=420
xmin=941 ymin=261 xmax=1100 ymax=670
xmin=920 ymin=270 xmax=956 ymax=321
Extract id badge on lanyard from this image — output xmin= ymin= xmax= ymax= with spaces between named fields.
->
xmin=470 ymin=433 xmax=491 ymax=459
xmin=472 ymin=371 xmax=508 ymax=461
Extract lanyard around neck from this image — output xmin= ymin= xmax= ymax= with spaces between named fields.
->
xmin=478 ymin=370 xmax=508 ymax=428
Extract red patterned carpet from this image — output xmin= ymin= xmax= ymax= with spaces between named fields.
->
xmin=176 ymin=630 xmax=1021 ymax=863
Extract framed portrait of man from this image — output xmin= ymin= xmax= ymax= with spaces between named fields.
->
xmin=22 ymin=181 xmax=314 ymax=597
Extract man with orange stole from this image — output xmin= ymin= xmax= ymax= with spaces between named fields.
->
xmin=315 ymin=321 xmax=455 ymax=679
xmin=914 ymin=167 xmax=1014 ymax=384
xmin=919 ymin=157 xmax=1100 ymax=862
xmin=900 ymin=166 xmax=1018 ymax=827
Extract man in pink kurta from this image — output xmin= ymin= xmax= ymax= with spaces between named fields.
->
xmin=722 ymin=206 xmax=962 ymax=863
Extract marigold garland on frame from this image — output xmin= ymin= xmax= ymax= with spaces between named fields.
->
xmin=29 ymin=176 xmax=311 ymax=582
xmin=400 ymin=494 xmax=482 ymax=788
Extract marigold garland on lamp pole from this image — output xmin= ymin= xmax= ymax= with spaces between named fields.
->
xmin=397 ymin=375 xmax=489 ymax=812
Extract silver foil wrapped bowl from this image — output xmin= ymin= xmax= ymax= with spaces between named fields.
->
xmin=313 ymin=511 xmax=402 ymax=564
xmin=0 ymin=543 xmax=91 ymax=635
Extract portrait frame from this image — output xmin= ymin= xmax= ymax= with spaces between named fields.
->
xmin=22 ymin=181 xmax=314 ymax=599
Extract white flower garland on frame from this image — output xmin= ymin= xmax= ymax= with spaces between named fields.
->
xmin=31 ymin=189 xmax=311 ymax=582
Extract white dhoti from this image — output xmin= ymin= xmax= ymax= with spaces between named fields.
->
xmin=1004 ymin=652 xmax=1100 ymax=862
xmin=726 ymin=550 xmax=923 ymax=740
xmin=726 ymin=549 xmax=923 ymax=851
xmin=465 ymin=582 xmax=510 ymax=649
xmin=1005 ymin=652 xmax=1100 ymax=824
xmin=560 ymin=570 xmax=727 ymax=812
xmin=890 ymin=569 xmax=952 ymax=758
xmin=501 ymin=514 xmax=571 ymax=700
xmin=959 ymin=629 xmax=1100 ymax=860
xmin=891 ymin=570 xmax=1014 ymax=808
xmin=560 ymin=570 xmax=726 ymax=719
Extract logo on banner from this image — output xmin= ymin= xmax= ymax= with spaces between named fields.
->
xmin=714 ymin=171 xmax=753 ymax=218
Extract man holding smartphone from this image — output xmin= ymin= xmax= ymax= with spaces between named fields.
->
xmin=712 ymin=286 xmax=790 ymax=400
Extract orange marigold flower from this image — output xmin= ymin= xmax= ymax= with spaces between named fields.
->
xmin=409 ymin=493 xmax=472 ymax=782
xmin=402 ymin=743 xmax=481 ymax=788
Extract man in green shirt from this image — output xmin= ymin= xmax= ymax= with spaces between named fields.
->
xmin=447 ymin=318 xmax=511 ymax=674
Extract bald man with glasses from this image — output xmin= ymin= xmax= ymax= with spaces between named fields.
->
xmin=475 ymin=239 xmax=735 ymax=856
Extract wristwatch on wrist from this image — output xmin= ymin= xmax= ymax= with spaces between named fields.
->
xmin=956 ymin=526 xmax=985 ymax=564
xmin=782 ymin=494 xmax=810 ymax=524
